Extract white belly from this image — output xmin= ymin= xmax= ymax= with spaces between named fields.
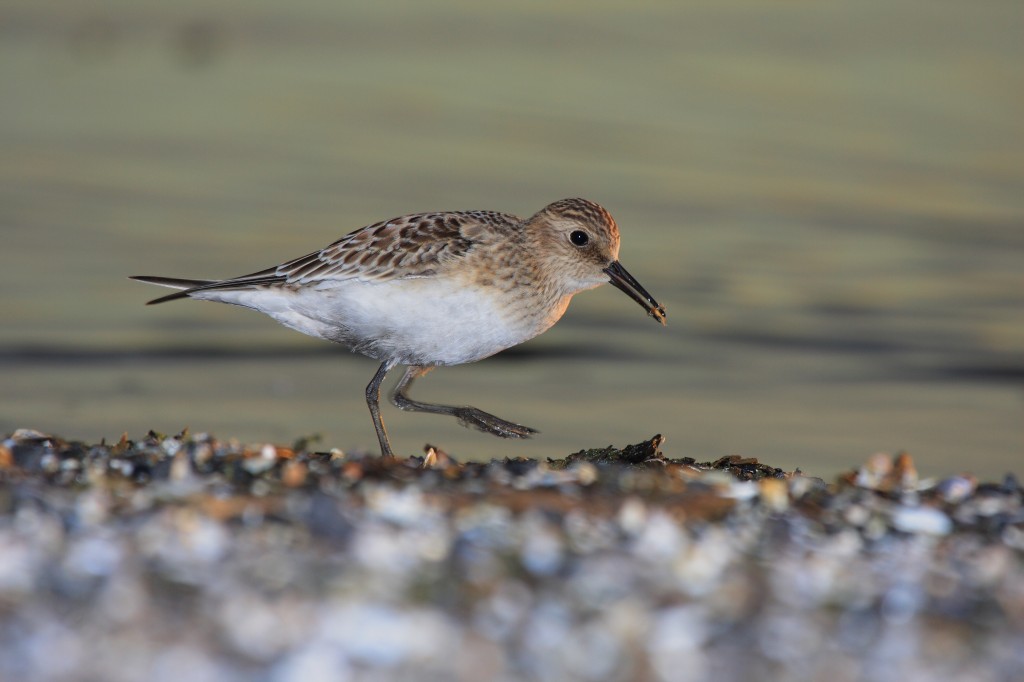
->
xmin=196 ymin=279 xmax=567 ymax=367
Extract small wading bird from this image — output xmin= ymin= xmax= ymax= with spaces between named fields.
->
xmin=131 ymin=198 xmax=666 ymax=456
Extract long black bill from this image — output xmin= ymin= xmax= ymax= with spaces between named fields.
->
xmin=603 ymin=260 xmax=667 ymax=325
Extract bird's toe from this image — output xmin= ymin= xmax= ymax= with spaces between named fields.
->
xmin=454 ymin=407 xmax=538 ymax=439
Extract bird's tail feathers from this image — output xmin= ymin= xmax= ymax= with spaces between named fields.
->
xmin=129 ymin=275 xmax=215 ymax=305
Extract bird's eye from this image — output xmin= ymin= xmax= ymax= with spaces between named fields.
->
xmin=569 ymin=230 xmax=589 ymax=247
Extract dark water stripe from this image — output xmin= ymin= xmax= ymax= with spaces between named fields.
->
xmin=0 ymin=343 xmax=660 ymax=366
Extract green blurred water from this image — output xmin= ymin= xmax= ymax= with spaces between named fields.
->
xmin=2 ymin=1 xmax=1021 ymax=477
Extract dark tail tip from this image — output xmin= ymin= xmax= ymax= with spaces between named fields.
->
xmin=145 ymin=290 xmax=193 ymax=305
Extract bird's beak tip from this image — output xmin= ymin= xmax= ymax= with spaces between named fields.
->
xmin=604 ymin=261 xmax=667 ymax=327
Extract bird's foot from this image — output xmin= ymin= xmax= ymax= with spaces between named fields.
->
xmin=452 ymin=407 xmax=538 ymax=439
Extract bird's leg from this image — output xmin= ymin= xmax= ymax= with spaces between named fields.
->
xmin=365 ymin=360 xmax=397 ymax=457
xmin=389 ymin=365 xmax=538 ymax=439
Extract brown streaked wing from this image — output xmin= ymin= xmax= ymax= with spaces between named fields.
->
xmin=275 ymin=210 xmax=522 ymax=284
xmin=153 ymin=210 xmax=522 ymax=299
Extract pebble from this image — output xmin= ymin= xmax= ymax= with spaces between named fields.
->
xmin=891 ymin=505 xmax=953 ymax=536
xmin=0 ymin=431 xmax=1019 ymax=682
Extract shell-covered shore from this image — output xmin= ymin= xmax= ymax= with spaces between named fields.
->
xmin=1 ymin=429 xmax=1021 ymax=682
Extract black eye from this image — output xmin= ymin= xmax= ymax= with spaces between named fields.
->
xmin=569 ymin=230 xmax=589 ymax=247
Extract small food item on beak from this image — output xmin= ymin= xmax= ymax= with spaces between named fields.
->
xmin=603 ymin=260 xmax=667 ymax=325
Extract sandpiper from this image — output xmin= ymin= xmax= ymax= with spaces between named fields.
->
xmin=131 ymin=198 xmax=666 ymax=456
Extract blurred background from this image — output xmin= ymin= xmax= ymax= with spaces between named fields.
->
xmin=2 ymin=1 xmax=1021 ymax=478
